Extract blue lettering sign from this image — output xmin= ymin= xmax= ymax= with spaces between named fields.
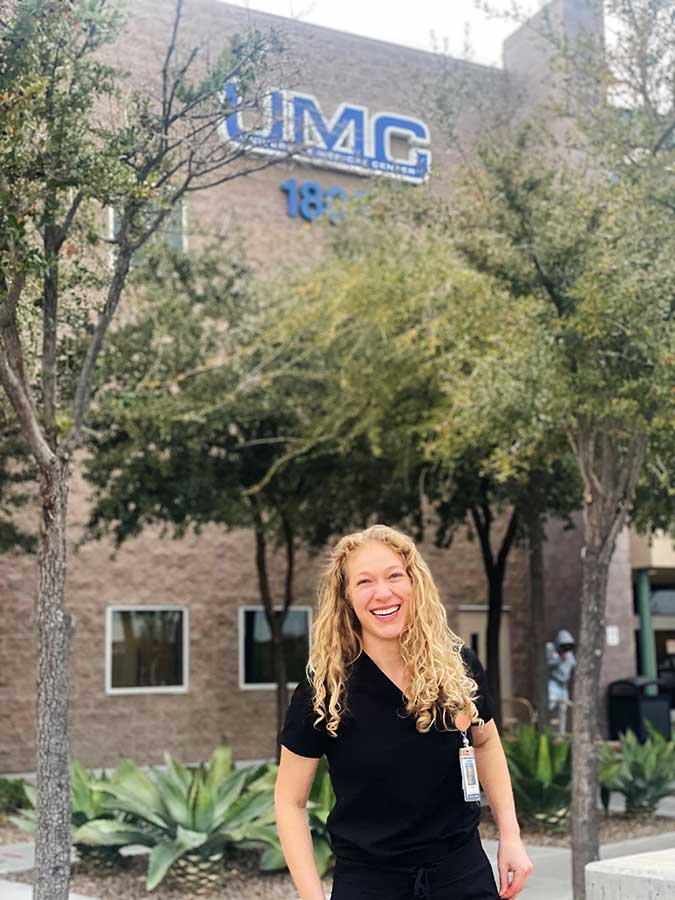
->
xmin=281 ymin=179 xmax=365 ymax=223
xmin=221 ymin=83 xmax=431 ymax=185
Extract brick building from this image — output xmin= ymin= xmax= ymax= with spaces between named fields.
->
xmin=1 ymin=0 xmax=661 ymax=775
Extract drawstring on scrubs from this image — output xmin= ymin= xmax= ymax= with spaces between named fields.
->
xmin=413 ymin=864 xmax=432 ymax=899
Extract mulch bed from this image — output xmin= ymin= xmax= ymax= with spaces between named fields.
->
xmin=7 ymin=845 xmax=331 ymax=900
xmin=0 ymin=817 xmax=30 ymax=845
xmin=3 ymin=810 xmax=675 ymax=898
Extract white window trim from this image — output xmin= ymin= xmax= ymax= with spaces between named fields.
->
xmin=105 ymin=604 xmax=190 ymax=696
xmin=238 ymin=605 xmax=313 ymax=691
xmin=180 ymin=197 xmax=189 ymax=253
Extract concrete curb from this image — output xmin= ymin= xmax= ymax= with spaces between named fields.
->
xmin=586 ymin=848 xmax=675 ymax=899
xmin=0 ymin=880 xmax=98 ymax=900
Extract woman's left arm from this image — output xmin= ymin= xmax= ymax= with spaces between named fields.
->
xmin=472 ymin=720 xmax=533 ymax=900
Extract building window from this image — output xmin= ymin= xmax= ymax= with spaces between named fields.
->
xmin=106 ymin=606 xmax=189 ymax=695
xmin=239 ymin=606 xmax=312 ymax=689
xmin=108 ymin=199 xmax=188 ymax=264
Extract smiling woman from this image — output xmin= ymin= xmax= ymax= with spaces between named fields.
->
xmin=274 ymin=524 xmax=533 ymax=900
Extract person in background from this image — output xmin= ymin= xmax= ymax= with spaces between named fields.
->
xmin=546 ymin=630 xmax=576 ymax=736
xmin=274 ymin=524 xmax=532 ymax=900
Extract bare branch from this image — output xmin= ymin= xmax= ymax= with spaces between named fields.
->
xmin=162 ymin=0 xmax=184 ymax=128
xmin=55 ymin=190 xmax=84 ymax=250
xmin=0 ymin=338 xmax=54 ymax=469
xmin=61 ymin=214 xmax=136 ymax=454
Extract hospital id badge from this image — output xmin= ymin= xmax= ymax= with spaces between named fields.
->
xmin=459 ymin=740 xmax=481 ymax=802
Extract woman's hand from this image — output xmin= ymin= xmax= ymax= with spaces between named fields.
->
xmin=497 ymin=833 xmax=533 ymax=899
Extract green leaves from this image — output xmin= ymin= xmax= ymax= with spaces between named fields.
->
xmin=146 ymin=825 xmax=208 ymax=891
xmin=598 ymin=724 xmax=675 ymax=815
xmin=66 ymin=746 xmax=283 ymax=890
xmin=71 ymin=818 xmax=153 ymax=849
xmin=503 ymin=725 xmax=572 ymax=831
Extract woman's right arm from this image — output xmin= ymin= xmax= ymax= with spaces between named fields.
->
xmin=274 ymin=745 xmax=326 ymax=900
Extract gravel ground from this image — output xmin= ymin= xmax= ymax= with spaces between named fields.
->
xmin=0 ymin=818 xmax=29 ymax=844
xmin=8 ymin=846 xmax=335 ymax=900
xmin=3 ymin=813 xmax=675 ymax=899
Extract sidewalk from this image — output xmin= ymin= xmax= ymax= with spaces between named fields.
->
xmin=482 ymin=830 xmax=675 ymax=900
xmin=481 ymin=792 xmax=675 ymax=900
xmin=0 ymin=883 xmax=95 ymax=900
xmin=0 ymin=845 xmax=96 ymax=900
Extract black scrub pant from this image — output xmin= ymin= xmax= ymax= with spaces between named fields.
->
xmin=329 ymin=829 xmax=499 ymax=900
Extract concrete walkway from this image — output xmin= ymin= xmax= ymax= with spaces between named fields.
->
xmin=0 ymin=882 xmax=96 ymax=900
xmin=481 ymin=831 xmax=675 ymax=900
xmin=0 ymin=845 xmax=96 ymax=900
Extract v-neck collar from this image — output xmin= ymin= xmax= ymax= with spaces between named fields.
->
xmin=360 ymin=649 xmax=409 ymax=700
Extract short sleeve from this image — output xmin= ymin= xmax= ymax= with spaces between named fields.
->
xmin=277 ymin=678 xmax=326 ymax=758
xmin=461 ymin=646 xmax=495 ymax=724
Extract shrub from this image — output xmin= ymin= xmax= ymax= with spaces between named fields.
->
xmin=244 ymin=756 xmax=335 ymax=876
xmin=73 ymin=745 xmax=274 ymax=893
xmin=11 ymin=761 xmax=128 ymax=872
xmin=597 ymin=723 xmax=675 ymax=816
xmin=502 ymin=724 xmax=571 ymax=831
xmin=0 ymin=777 xmax=28 ymax=816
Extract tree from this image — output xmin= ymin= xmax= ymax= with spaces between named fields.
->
xmin=0 ymin=2 xmax=286 ymax=896
xmin=427 ymin=455 xmax=580 ymax=726
xmin=432 ymin=2 xmax=675 ymax=892
xmin=436 ymin=125 xmax=675 ymax=900
xmin=255 ymin=192 xmax=582 ymax=723
xmin=81 ymin=242 xmax=425 ymax=761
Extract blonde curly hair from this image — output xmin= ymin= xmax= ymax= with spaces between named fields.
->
xmin=306 ymin=524 xmax=484 ymax=739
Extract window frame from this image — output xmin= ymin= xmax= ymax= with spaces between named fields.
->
xmin=107 ymin=200 xmax=188 ymax=267
xmin=238 ymin=604 xmax=313 ymax=691
xmin=105 ymin=604 xmax=190 ymax=696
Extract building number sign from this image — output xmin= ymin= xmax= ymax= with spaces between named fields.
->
xmin=280 ymin=179 xmax=366 ymax=223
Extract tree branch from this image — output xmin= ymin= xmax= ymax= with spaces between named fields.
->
xmin=0 ymin=339 xmax=54 ymax=469
xmin=496 ymin=507 xmax=519 ymax=574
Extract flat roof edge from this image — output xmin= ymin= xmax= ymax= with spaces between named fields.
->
xmin=208 ymin=0 xmax=505 ymax=76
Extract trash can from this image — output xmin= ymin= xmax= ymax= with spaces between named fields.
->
xmin=607 ymin=677 xmax=672 ymax=742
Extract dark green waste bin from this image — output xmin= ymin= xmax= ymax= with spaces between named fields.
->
xmin=607 ymin=677 xmax=671 ymax=742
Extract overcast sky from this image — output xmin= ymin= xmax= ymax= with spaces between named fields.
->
xmin=219 ymin=1 xmax=546 ymax=67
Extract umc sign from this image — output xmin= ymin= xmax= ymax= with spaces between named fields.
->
xmin=221 ymin=82 xmax=431 ymax=185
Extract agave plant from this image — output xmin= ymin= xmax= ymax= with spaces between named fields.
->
xmin=73 ymin=745 xmax=274 ymax=893
xmin=244 ymin=756 xmax=336 ymax=876
xmin=597 ymin=740 xmax=623 ymax=814
xmin=0 ymin=777 xmax=28 ymax=817
xmin=597 ymin=723 xmax=675 ymax=816
xmin=10 ymin=760 xmax=128 ymax=873
xmin=502 ymin=724 xmax=571 ymax=831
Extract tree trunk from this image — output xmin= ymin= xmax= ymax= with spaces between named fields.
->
xmin=34 ymin=455 xmax=73 ymax=900
xmin=571 ymin=550 xmax=608 ymax=899
xmin=486 ymin=572 xmax=503 ymax=729
xmin=568 ymin=429 xmax=646 ymax=900
xmin=250 ymin=503 xmax=294 ymax=764
xmin=471 ymin=502 xmax=518 ymax=730
xmin=528 ymin=516 xmax=549 ymax=730
xmin=272 ymin=627 xmax=288 ymax=765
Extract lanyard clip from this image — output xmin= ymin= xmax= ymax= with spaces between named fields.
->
xmin=460 ymin=729 xmax=470 ymax=748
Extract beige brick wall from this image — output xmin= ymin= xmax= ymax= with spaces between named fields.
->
xmin=0 ymin=0 xmax=614 ymax=774
xmin=0 ymin=453 xmax=530 ymax=772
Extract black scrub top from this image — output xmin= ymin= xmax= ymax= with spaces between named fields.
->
xmin=276 ymin=645 xmax=494 ymax=866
